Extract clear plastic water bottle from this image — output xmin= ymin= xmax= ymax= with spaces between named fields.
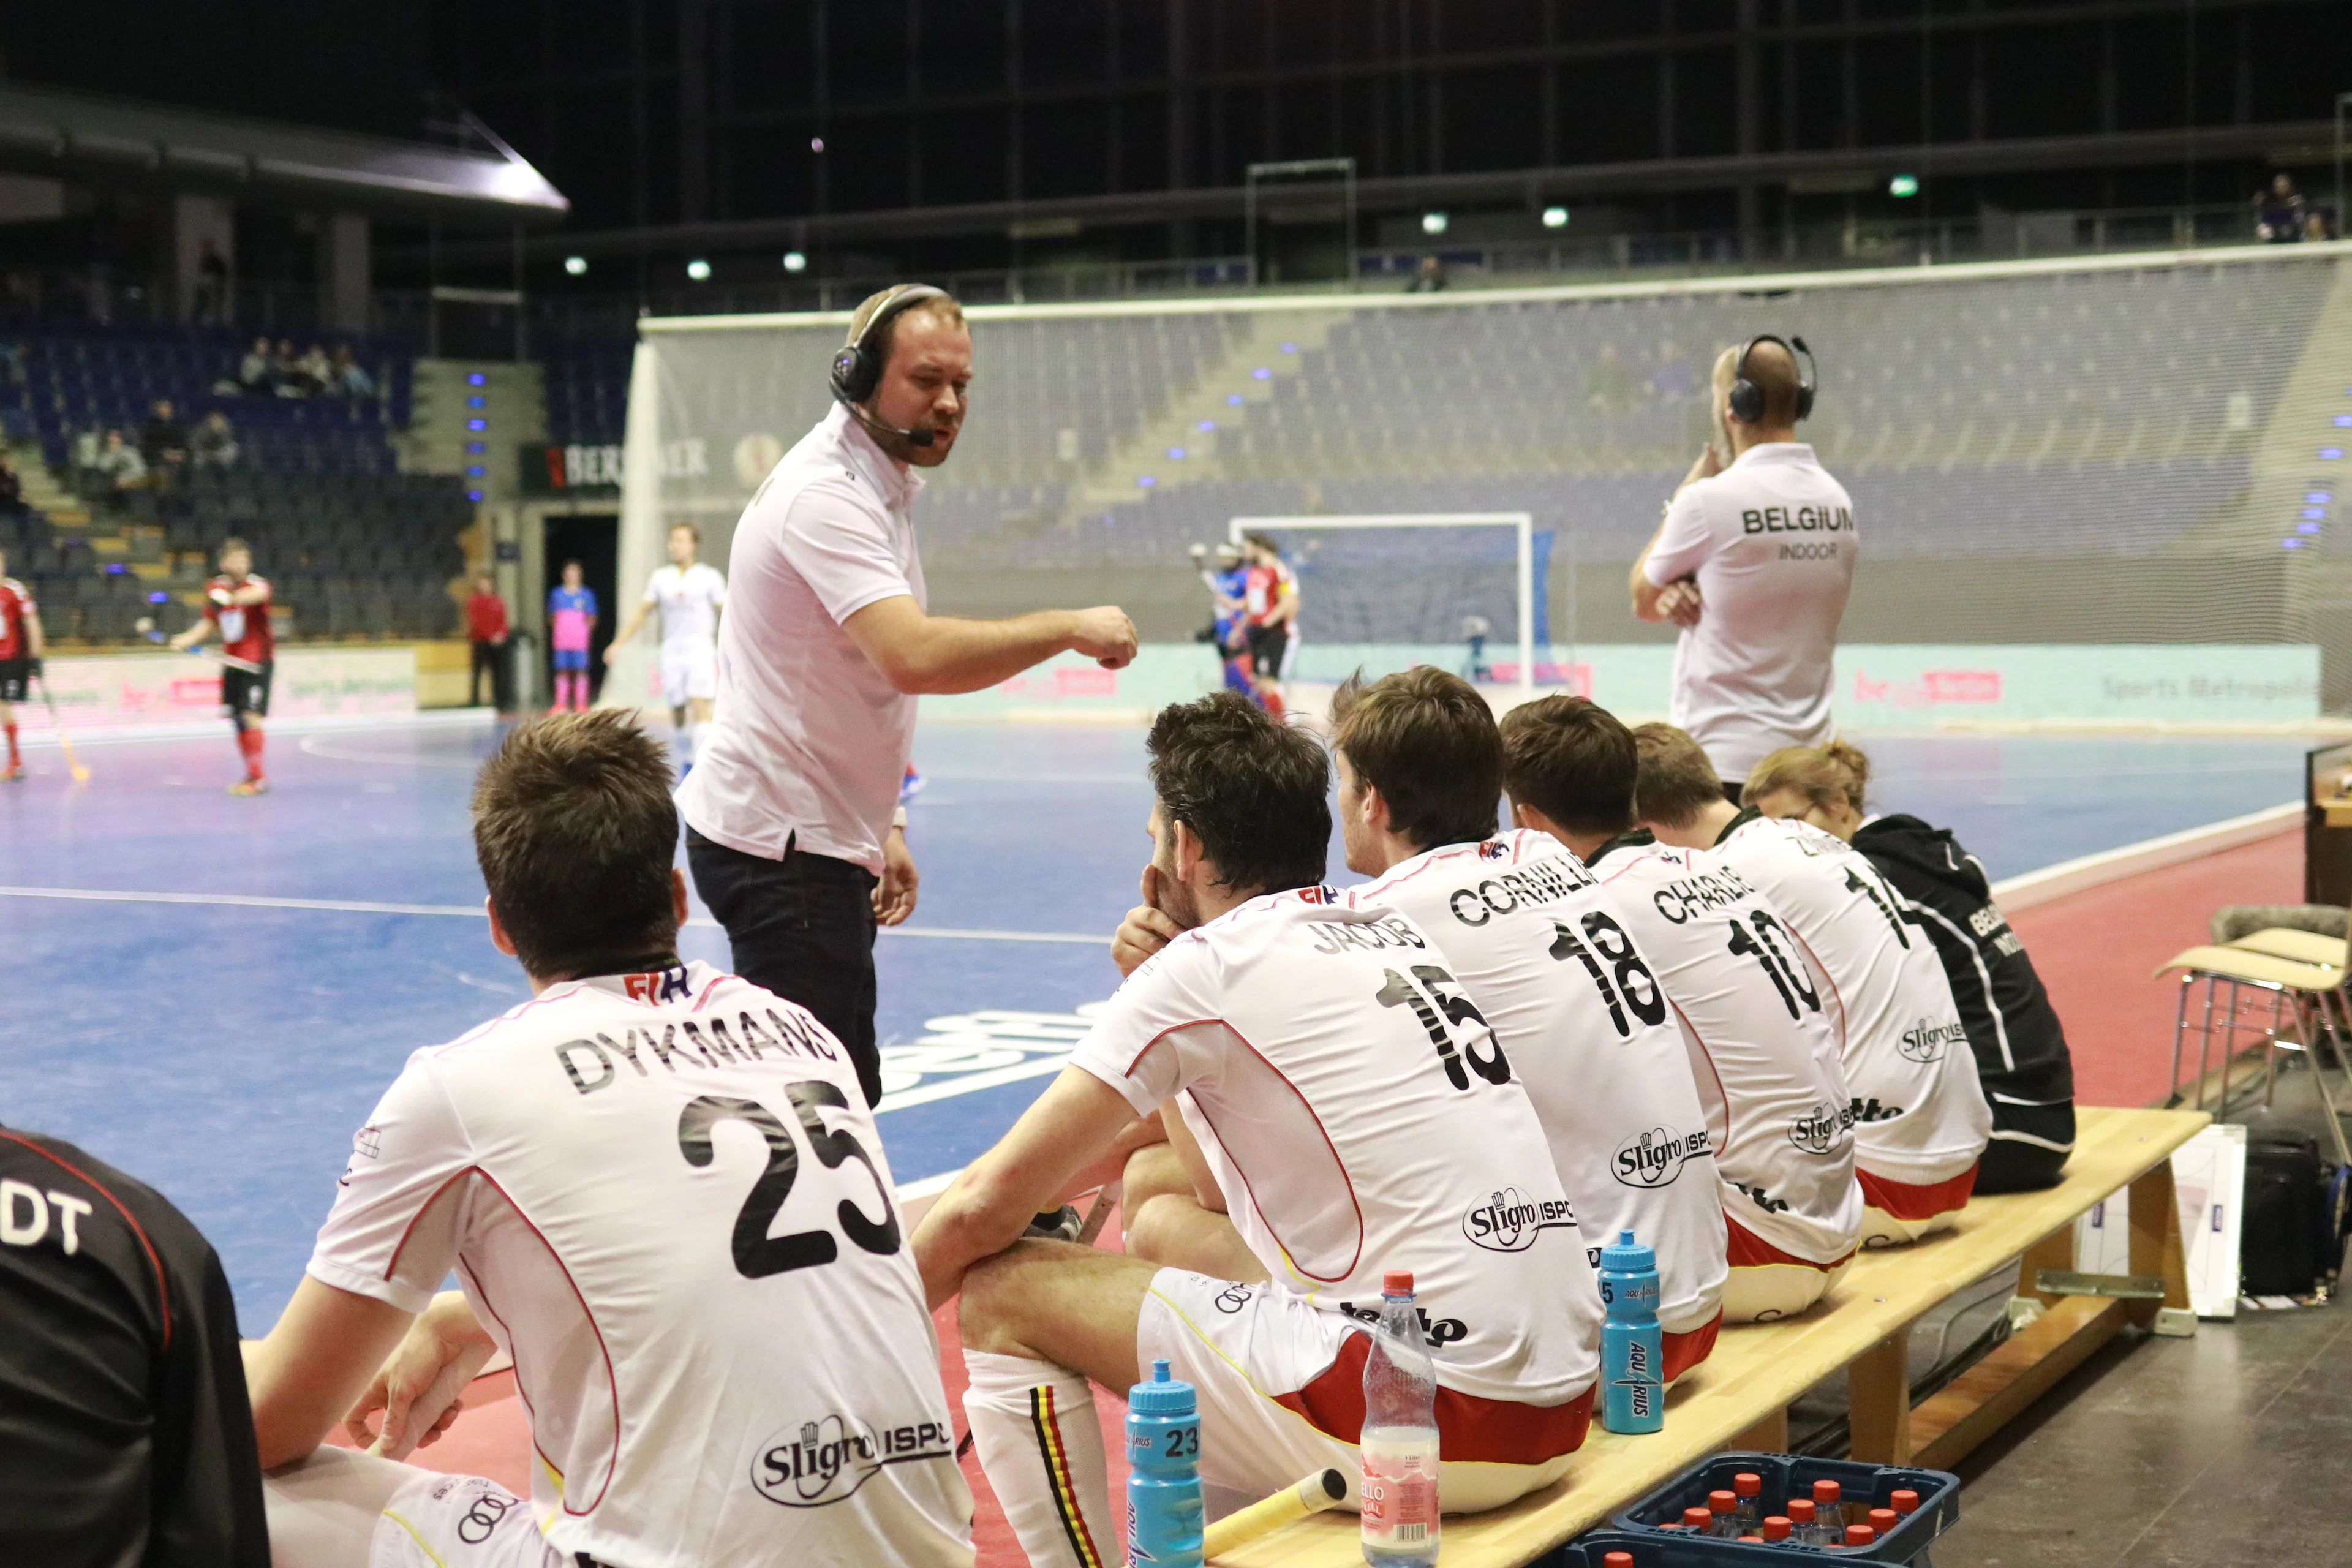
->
xmin=1597 ymin=1229 xmax=1664 ymax=1434
xmin=1359 ymin=1271 xmax=1439 ymax=1567
xmin=1760 ymin=1515 xmax=1793 ymax=1543
xmin=1891 ymin=1487 xmax=1933 ymax=1567
xmin=1705 ymin=1489 xmax=1740 ymax=1537
xmin=1785 ymin=1495 xmax=1826 ymax=1546
xmin=1805 ymin=1479 xmax=1846 ymax=1544
xmin=1844 ymin=1523 xmax=1877 ymax=1547
xmin=1868 ymin=1506 xmax=1899 ymax=1539
xmin=1732 ymin=1471 xmax=1764 ymax=1535
xmin=1125 ymin=1359 xmax=1203 ymax=1566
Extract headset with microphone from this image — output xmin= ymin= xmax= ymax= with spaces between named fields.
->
xmin=1727 ymin=334 xmax=1818 ymax=425
xmin=831 ymin=282 xmax=950 ymax=448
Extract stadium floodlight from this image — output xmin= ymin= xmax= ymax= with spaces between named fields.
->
xmin=686 ymin=258 xmax=712 ymax=281
xmin=1421 ymin=211 xmax=1449 ymax=235
xmin=1228 ymin=513 xmax=1539 ymax=699
xmin=782 ymin=251 xmax=808 ymax=273
xmin=1542 ymin=206 xmax=1569 ymax=228
xmin=564 ymin=255 xmax=588 ymax=276
xmin=1889 ymin=173 xmax=1920 ymax=198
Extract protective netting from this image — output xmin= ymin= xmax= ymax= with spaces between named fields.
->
xmin=630 ymin=251 xmax=2351 ymax=682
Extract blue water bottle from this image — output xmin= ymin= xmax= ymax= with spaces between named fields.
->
xmin=1598 ymin=1228 xmax=1664 ymax=1434
xmin=1126 ymin=1358 xmax=1204 ymax=1565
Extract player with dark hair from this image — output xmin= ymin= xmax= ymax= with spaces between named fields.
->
xmin=1499 ymin=695 xmax=1861 ymax=1322
xmin=1747 ymin=741 xmax=2075 ymax=1193
xmin=1630 ymin=722 xmax=1989 ymax=1245
xmin=0 ymin=543 xmax=43 ymax=782
xmin=546 ymin=559 xmax=597 ymax=713
xmin=915 ymin=691 xmax=1602 ymax=1568
xmin=243 ymin=711 xmax=971 ymax=1568
xmin=169 ymin=536 xmax=273 ymax=795
xmin=0 ymin=1125 xmax=269 ymax=1567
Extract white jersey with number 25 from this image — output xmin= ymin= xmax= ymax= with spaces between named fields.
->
xmin=306 ymin=961 xmax=971 ymax=1568
xmin=1587 ymin=833 xmax=1863 ymax=1268
xmin=1349 ymin=831 xmax=1726 ymax=1336
xmin=1712 ymin=813 xmax=1991 ymax=1187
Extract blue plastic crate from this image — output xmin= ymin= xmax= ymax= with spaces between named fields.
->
xmin=1551 ymin=1526 xmax=1949 ymax=1566
xmin=1605 ymin=1452 xmax=1956 ymax=1561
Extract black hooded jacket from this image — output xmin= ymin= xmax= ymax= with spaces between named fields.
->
xmin=1850 ymin=813 xmax=2074 ymax=1109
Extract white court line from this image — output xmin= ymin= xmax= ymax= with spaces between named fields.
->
xmin=0 ymin=884 xmax=1110 ymax=944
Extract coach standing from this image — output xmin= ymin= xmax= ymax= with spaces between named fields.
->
xmin=1630 ymin=335 xmax=1856 ymax=799
xmin=678 ymin=284 xmax=1138 ymax=1106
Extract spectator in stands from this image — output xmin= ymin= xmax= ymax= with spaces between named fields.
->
xmin=2307 ymin=208 xmax=2339 ymax=243
xmin=0 ymin=340 xmax=23 ymax=387
xmin=1652 ymin=342 xmax=1697 ymax=400
xmin=2255 ymin=173 xmax=2307 ymax=242
xmin=271 ymin=339 xmax=307 ymax=398
xmin=140 ymin=399 xmax=189 ymax=477
xmin=296 ymin=343 xmax=333 ymax=395
xmin=193 ymin=239 xmax=230 ymax=325
xmin=93 ymin=429 xmax=148 ymax=491
xmin=192 ymin=410 xmax=239 ymax=470
xmin=237 ymin=336 xmax=273 ymax=395
xmin=1586 ymin=343 xmax=1635 ymax=412
xmin=331 ymin=344 xmax=376 ymax=399
xmin=466 ymin=572 xmax=513 ymax=714
xmin=1406 ymin=254 xmax=1449 ymax=292
xmin=0 ymin=450 xmax=24 ymax=516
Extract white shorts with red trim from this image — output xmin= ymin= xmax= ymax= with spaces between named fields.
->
xmin=1721 ymin=1213 xmax=1854 ymax=1325
xmin=1856 ymin=1163 xmax=1978 ymax=1247
xmin=261 ymin=1447 xmax=560 ymax=1568
xmin=1136 ymin=1268 xmax=1589 ymax=1516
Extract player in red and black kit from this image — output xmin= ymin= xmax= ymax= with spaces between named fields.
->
xmin=170 ymin=536 xmax=274 ymax=796
xmin=0 ymin=1125 xmax=269 ymax=1566
xmin=0 ymin=544 xmax=45 ymax=782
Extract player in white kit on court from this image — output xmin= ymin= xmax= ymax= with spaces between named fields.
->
xmin=242 ymin=712 xmax=971 ymax=1568
xmin=1322 ymin=669 xmax=1725 ymax=1380
xmin=1631 ymin=723 xmax=1990 ymax=1246
xmin=606 ymin=520 xmax=726 ymax=772
xmin=913 ymin=693 xmax=1602 ymax=1568
xmin=1499 ymin=696 xmax=1863 ymax=1324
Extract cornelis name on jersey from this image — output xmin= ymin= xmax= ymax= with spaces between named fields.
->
xmin=1336 ymin=1299 xmax=1469 ymax=1348
xmin=1461 ymin=1185 xmax=1578 ymax=1252
xmin=555 ymin=1009 xmax=840 ymax=1095
xmin=1740 ymin=503 xmax=1852 ymax=535
xmin=1897 ymin=1017 xmax=1967 ymax=1063
xmin=1306 ymin=914 xmax=1427 ymax=955
xmin=1611 ymin=1126 xmax=1713 ymax=1189
xmin=1444 ymin=856 xmax=1598 ymax=927
xmin=1787 ymin=1100 xmax=1858 ymax=1155
xmin=1649 ymin=865 xmax=1760 ymax=925
xmin=750 ymin=1413 xmax=956 ymax=1509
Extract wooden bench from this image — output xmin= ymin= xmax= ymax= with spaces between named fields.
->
xmin=1216 ymin=1104 xmax=2208 ymax=1567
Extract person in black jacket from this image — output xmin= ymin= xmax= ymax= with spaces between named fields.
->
xmin=1745 ymin=742 xmax=2076 ymax=1193
xmin=0 ymin=1125 xmax=269 ymax=1566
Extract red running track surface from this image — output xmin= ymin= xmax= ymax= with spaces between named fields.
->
xmin=356 ymin=826 xmax=2305 ymax=1558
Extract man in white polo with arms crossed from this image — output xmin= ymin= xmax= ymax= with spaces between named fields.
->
xmin=1631 ymin=334 xmax=1856 ymax=800
xmin=680 ymin=283 xmax=1137 ymax=1107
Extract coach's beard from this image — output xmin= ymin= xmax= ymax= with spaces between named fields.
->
xmin=1144 ymin=858 xmax=1201 ymax=932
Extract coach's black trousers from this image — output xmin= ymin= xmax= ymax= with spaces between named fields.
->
xmin=685 ymin=827 xmax=882 ymax=1106
xmin=469 ymin=639 xmax=514 ymax=712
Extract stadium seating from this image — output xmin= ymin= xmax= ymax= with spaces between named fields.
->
xmin=541 ymin=338 xmax=633 ymax=445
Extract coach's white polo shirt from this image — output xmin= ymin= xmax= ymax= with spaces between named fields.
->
xmin=679 ymin=404 xmax=925 ymax=874
xmin=1643 ymin=442 xmax=1857 ymax=782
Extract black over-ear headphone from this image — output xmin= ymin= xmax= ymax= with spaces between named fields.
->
xmin=831 ymin=283 xmax=948 ymax=405
xmin=1727 ymin=334 xmax=1817 ymax=424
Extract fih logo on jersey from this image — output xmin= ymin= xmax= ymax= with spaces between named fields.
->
xmin=624 ymin=964 xmax=692 ymax=1003
xmin=1611 ymin=1126 xmax=1711 ymax=1189
xmin=750 ymin=1413 xmax=955 ymax=1508
xmin=1899 ymin=1017 xmax=1967 ymax=1063
xmin=1461 ymin=1186 xmax=1576 ymax=1252
xmin=1787 ymin=1100 xmax=1855 ymax=1155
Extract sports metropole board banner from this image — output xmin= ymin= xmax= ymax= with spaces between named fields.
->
xmin=17 ymin=648 xmax=418 ymax=733
xmin=922 ymin=643 xmax=2321 ymax=728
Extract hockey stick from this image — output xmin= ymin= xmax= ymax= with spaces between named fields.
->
xmin=30 ymin=671 xmax=90 ymax=783
xmin=134 ymin=617 xmax=265 ymax=674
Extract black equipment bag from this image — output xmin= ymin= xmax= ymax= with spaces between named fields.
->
xmin=2239 ymin=1128 xmax=2335 ymax=1297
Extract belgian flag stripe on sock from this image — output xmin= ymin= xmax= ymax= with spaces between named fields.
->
xmin=1028 ymin=1384 xmax=1106 ymax=1568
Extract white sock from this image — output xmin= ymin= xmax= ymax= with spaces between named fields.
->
xmin=962 ymin=1350 xmax=1115 ymax=1568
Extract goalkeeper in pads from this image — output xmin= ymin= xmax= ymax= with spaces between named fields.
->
xmin=913 ymin=692 xmax=1602 ymax=1567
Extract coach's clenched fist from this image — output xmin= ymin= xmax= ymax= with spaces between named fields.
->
xmin=1069 ymin=605 xmax=1139 ymax=669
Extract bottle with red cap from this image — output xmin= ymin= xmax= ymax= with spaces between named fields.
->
xmin=1678 ymin=1506 xmax=1714 ymax=1531
xmin=1800 ymin=1478 xmax=1846 ymax=1544
xmin=1785 ymin=1497 xmax=1819 ymax=1542
xmin=1705 ymin=1488 xmax=1741 ymax=1537
xmin=1844 ymin=1523 xmax=1877 ymax=1547
xmin=1760 ymin=1515 xmax=1793 ymax=1543
xmin=1730 ymin=1471 xmax=1764 ymax=1535
xmin=1890 ymin=1487 xmax=1933 ymax=1566
xmin=1359 ymin=1271 xmax=1439 ymax=1567
xmin=1603 ymin=1555 xmax=1634 ymax=1568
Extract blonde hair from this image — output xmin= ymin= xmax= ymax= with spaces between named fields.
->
xmin=1743 ymin=741 xmax=1870 ymax=815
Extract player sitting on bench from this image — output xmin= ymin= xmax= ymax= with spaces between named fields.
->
xmin=243 ymin=712 xmax=973 ymax=1568
xmin=1498 ymin=696 xmax=1863 ymax=1324
xmin=913 ymin=692 xmax=1604 ymax=1568
xmin=1634 ymin=723 xmax=1991 ymax=1245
